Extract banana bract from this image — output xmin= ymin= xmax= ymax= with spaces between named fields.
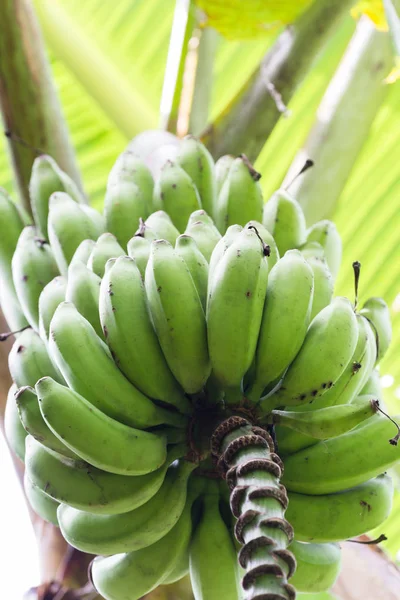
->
xmin=0 ymin=132 xmax=396 ymax=600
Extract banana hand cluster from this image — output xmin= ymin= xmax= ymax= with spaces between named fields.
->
xmin=0 ymin=132 xmax=396 ymax=600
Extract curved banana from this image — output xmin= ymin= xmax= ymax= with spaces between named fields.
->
xmin=266 ymin=297 xmax=358 ymax=410
xmin=175 ymin=234 xmax=208 ymax=310
xmin=207 ymin=224 xmax=242 ymax=288
xmin=361 ymin=368 xmax=383 ymax=397
xmin=305 ymin=219 xmax=342 ymax=281
xmin=4 ymin=384 xmax=27 ymax=462
xmin=58 ymin=460 xmax=196 ymax=555
xmin=38 ymin=276 xmax=66 ymax=343
xmin=16 ymin=385 xmax=77 ymax=459
xmin=153 ymin=162 xmax=202 ymax=231
xmin=99 ymin=256 xmax=190 ymax=414
xmin=282 ymin=414 xmax=400 ymax=494
xmin=0 ymin=279 xmax=28 ymax=333
xmin=286 ymin=474 xmax=393 ymax=542
xmin=207 ymin=227 xmax=269 ymax=399
xmin=107 ymin=150 xmax=154 ymax=203
xmin=145 ymin=240 xmax=210 ymax=394
xmin=127 ymin=235 xmax=152 ymax=277
xmin=66 ymin=259 xmax=103 ymax=338
xmin=24 ymin=474 xmax=59 ymax=526
xmin=247 ymin=250 xmax=313 ymax=401
xmin=360 ymin=297 xmax=392 ymax=364
xmin=104 ymin=180 xmax=149 ymax=248
xmin=289 ymin=541 xmax=341 ymax=593
xmin=145 ymin=211 xmax=180 ymax=244
xmin=245 ymin=220 xmax=280 ymax=269
xmin=301 ymin=245 xmax=334 ymax=321
xmin=25 ymin=436 xmax=183 ymax=514
xmin=215 ymin=155 xmax=263 ymax=233
xmin=263 ymin=189 xmax=307 ymax=255
xmin=87 ymin=232 xmax=125 ymax=278
xmin=12 ymin=226 xmax=59 ymax=330
xmin=69 ymin=239 xmax=96 ymax=266
xmin=177 ymin=136 xmax=217 ymax=219
xmin=184 ymin=210 xmax=221 ymax=262
xmin=215 ymin=154 xmax=235 ymax=195
xmin=37 ymin=377 xmax=168 ymax=475
xmin=8 ymin=328 xmax=64 ymax=388
xmin=47 ymin=193 xmax=105 ymax=275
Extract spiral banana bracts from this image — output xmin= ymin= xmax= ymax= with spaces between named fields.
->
xmin=0 ymin=131 xmax=398 ymax=600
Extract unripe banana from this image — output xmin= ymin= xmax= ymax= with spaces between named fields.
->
xmin=245 ymin=220 xmax=280 ymax=269
xmin=153 ymin=162 xmax=202 ymax=231
xmin=301 ymin=245 xmax=334 ymax=321
xmin=36 ymin=377 xmax=167 ymax=475
xmin=65 ymin=260 xmax=103 ymax=338
xmin=8 ymin=328 xmax=64 ymax=388
xmin=25 ymin=436 xmax=183 ymax=514
xmin=12 ymin=226 xmax=59 ymax=330
xmin=24 ymin=474 xmax=59 ymax=526
xmin=47 ymin=193 xmax=105 ymax=275
xmin=184 ymin=211 xmax=221 ymax=262
xmin=38 ymin=276 xmax=67 ymax=343
xmin=4 ymin=384 xmax=27 ymax=462
xmin=305 ymin=220 xmax=342 ymax=281
xmin=282 ymin=414 xmax=400 ymax=494
xmin=145 ymin=240 xmax=210 ymax=394
xmin=16 ymin=385 xmax=77 ymax=459
xmin=286 ymin=474 xmax=393 ymax=542
xmin=127 ymin=235 xmax=151 ymax=277
xmin=69 ymin=239 xmax=96 ymax=266
xmin=0 ymin=188 xmax=25 ymax=278
xmin=263 ymin=189 xmax=307 ymax=255
xmin=58 ymin=460 xmax=196 ymax=555
xmin=189 ymin=490 xmax=241 ymax=600
xmin=177 ymin=135 xmax=217 ymax=218
xmin=207 ymin=224 xmax=242 ymax=287
xmin=289 ymin=541 xmax=341 ymax=593
xmin=215 ymin=154 xmax=235 ymax=195
xmin=107 ymin=150 xmax=154 ymax=203
xmin=247 ymin=250 xmax=313 ymax=401
xmin=87 ymin=232 xmax=125 ymax=278
xmin=361 ymin=368 xmax=383 ymax=397
xmin=215 ymin=155 xmax=263 ymax=233
xmin=207 ymin=227 xmax=269 ymax=398
xmin=104 ymin=180 xmax=149 ymax=248
xmin=266 ymin=297 xmax=358 ymax=409
xmin=0 ymin=279 xmax=28 ymax=334
xmin=175 ymin=235 xmax=208 ymax=310
xmin=99 ymin=256 xmax=190 ymax=414
xmin=49 ymin=302 xmax=186 ymax=429
xmin=144 ymin=211 xmax=180 ymax=244
xmin=360 ymin=297 xmax=392 ymax=364
xmin=29 ymin=155 xmax=86 ymax=239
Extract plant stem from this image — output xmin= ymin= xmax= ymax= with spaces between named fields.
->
xmin=189 ymin=27 xmax=219 ymax=136
xmin=203 ymin=0 xmax=355 ymax=162
xmin=0 ymin=0 xmax=83 ymax=214
xmin=211 ymin=416 xmax=295 ymax=599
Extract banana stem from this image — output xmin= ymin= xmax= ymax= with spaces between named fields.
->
xmin=211 ymin=416 xmax=296 ymax=599
xmin=0 ymin=0 xmax=83 ymax=213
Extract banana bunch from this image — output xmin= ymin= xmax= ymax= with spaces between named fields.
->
xmin=0 ymin=131 xmax=398 ymax=600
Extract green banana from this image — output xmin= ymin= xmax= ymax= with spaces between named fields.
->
xmin=99 ymin=256 xmax=190 ymax=414
xmin=126 ymin=235 xmax=151 ymax=277
xmin=4 ymin=384 xmax=27 ymax=462
xmin=152 ymin=162 xmax=202 ymax=231
xmin=87 ymin=232 xmax=125 ymax=278
xmin=16 ymin=385 xmax=77 ymax=459
xmin=189 ymin=490 xmax=241 ymax=600
xmin=207 ymin=227 xmax=269 ymax=399
xmin=144 ymin=211 xmax=180 ymax=244
xmin=289 ymin=541 xmax=341 ymax=593
xmin=286 ymin=474 xmax=393 ymax=542
xmin=245 ymin=220 xmax=280 ymax=269
xmin=0 ymin=278 xmax=28 ymax=332
xmin=301 ymin=245 xmax=334 ymax=321
xmin=207 ymin=224 xmax=242 ymax=287
xmin=107 ymin=150 xmax=154 ymax=203
xmin=215 ymin=154 xmax=235 ymax=195
xmin=177 ymin=135 xmax=217 ymax=218
xmin=49 ymin=302 xmax=186 ymax=428
xmin=11 ymin=226 xmax=59 ymax=329
xmin=184 ymin=210 xmax=222 ymax=262
xmin=25 ymin=436 xmax=183 ymax=514
xmin=24 ymin=474 xmax=59 ymax=526
xmin=47 ymin=192 xmax=105 ymax=275
xmin=69 ymin=239 xmax=96 ymax=266
xmin=266 ymin=297 xmax=358 ymax=410
xmin=90 ymin=487 xmax=196 ymax=600
xmin=361 ymin=368 xmax=383 ymax=397
xmin=38 ymin=276 xmax=66 ymax=343
xmin=175 ymin=234 xmax=208 ymax=310
xmin=215 ymin=155 xmax=263 ymax=233
xmin=263 ymin=189 xmax=307 ymax=255
xmin=65 ymin=259 xmax=103 ymax=338
xmin=360 ymin=297 xmax=392 ymax=364
xmin=104 ymin=180 xmax=149 ymax=248
xmin=145 ymin=240 xmax=210 ymax=394
xmin=8 ymin=328 xmax=64 ymax=388
xmin=29 ymin=155 xmax=86 ymax=239
xmin=247 ymin=250 xmax=313 ymax=401
xmin=305 ymin=220 xmax=342 ymax=281
xmin=282 ymin=413 xmax=400 ymax=494
xmin=37 ymin=377 xmax=168 ymax=475
xmin=57 ymin=460 xmax=196 ymax=555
